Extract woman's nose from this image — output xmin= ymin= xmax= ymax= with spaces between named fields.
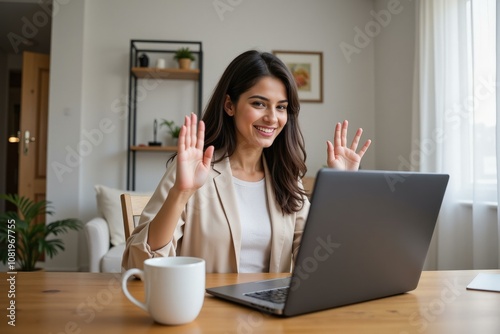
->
xmin=263 ymin=107 xmax=278 ymax=123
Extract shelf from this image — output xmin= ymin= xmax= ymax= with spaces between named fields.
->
xmin=131 ymin=145 xmax=177 ymax=152
xmin=127 ymin=40 xmax=203 ymax=190
xmin=131 ymin=67 xmax=199 ymax=80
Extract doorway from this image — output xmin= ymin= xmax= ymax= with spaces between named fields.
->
xmin=4 ymin=71 xmax=21 ymax=211
xmin=0 ymin=1 xmax=52 ymax=210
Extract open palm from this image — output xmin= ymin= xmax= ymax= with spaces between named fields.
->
xmin=326 ymin=120 xmax=371 ymax=171
xmin=175 ymin=114 xmax=214 ymax=192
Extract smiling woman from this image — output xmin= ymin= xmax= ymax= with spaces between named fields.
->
xmin=223 ymin=76 xmax=288 ymax=154
xmin=122 ymin=50 xmax=371 ymax=274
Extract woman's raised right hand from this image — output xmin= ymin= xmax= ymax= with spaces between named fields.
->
xmin=174 ymin=114 xmax=214 ymax=193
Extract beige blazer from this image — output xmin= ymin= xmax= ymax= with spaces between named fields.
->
xmin=122 ymin=151 xmax=310 ymax=273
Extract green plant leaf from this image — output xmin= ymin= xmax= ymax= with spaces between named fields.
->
xmin=45 ymin=219 xmax=82 ymax=237
xmin=39 ymin=238 xmax=65 ymax=258
xmin=173 ymin=47 xmax=195 ymax=61
xmin=0 ymin=193 xmax=83 ymax=271
xmin=160 ymin=119 xmax=181 ymax=138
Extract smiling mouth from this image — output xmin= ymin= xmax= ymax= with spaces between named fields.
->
xmin=255 ymin=126 xmax=275 ymax=134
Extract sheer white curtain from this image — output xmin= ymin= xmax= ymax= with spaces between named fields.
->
xmin=413 ymin=0 xmax=499 ymax=269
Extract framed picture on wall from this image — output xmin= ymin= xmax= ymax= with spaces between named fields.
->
xmin=273 ymin=50 xmax=323 ymax=103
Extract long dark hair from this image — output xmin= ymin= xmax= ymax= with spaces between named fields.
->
xmin=203 ymin=50 xmax=307 ymax=214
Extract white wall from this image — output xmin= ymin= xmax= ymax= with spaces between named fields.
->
xmin=374 ymin=0 xmax=415 ymax=171
xmin=46 ymin=0 xmax=86 ymax=271
xmin=48 ymin=0 xmax=416 ymax=271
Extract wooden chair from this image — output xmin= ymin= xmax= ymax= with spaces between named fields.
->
xmin=302 ymin=176 xmax=316 ymax=198
xmin=120 ymin=193 xmax=151 ymax=241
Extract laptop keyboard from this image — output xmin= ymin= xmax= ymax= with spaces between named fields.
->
xmin=245 ymin=287 xmax=289 ymax=304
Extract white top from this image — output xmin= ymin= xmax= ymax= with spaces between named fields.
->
xmin=232 ymin=177 xmax=272 ymax=273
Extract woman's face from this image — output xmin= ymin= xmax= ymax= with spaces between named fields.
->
xmin=224 ymin=76 xmax=288 ymax=150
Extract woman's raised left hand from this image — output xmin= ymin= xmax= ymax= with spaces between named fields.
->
xmin=326 ymin=120 xmax=371 ymax=171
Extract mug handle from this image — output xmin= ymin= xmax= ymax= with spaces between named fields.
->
xmin=121 ymin=268 xmax=148 ymax=312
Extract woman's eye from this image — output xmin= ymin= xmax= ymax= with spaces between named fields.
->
xmin=277 ymin=105 xmax=288 ymax=111
xmin=252 ymin=101 xmax=265 ymax=107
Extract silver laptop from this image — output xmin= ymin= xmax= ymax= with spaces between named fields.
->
xmin=206 ymin=169 xmax=449 ymax=316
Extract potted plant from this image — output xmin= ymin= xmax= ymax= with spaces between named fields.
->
xmin=160 ymin=119 xmax=181 ymax=144
xmin=0 ymin=194 xmax=82 ymax=271
xmin=173 ymin=47 xmax=195 ymax=70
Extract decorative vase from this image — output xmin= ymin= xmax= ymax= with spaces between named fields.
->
xmin=178 ymin=58 xmax=191 ymax=70
xmin=166 ymin=136 xmax=178 ymax=146
xmin=139 ymin=54 xmax=149 ymax=67
xmin=156 ymin=58 xmax=166 ymax=69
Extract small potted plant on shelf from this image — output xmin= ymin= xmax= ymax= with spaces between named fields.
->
xmin=174 ymin=47 xmax=195 ymax=70
xmin=160 ymin=119 xmax=181 ymax=145
xmin=0 ymin=194 xmax=83 ymax=271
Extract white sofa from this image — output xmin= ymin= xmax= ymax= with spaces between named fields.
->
xmin=85 ymin=217 xmax=125 ymax=272
xmin=84 ymin=185 xmax=150 ymax=273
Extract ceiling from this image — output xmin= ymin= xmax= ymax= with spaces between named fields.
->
xmin=0 ymin=0 xmax=52 ymax=55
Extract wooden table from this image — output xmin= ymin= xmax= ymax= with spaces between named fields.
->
xmin=1 ymin=270 xmax=499 ymax=333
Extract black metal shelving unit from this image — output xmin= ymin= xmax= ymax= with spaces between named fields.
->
xmin=127 ymin=40 xmax=203 ymax=190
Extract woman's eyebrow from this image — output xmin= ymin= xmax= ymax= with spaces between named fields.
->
xmin=248 ymin=95 xmax=288 ymax=103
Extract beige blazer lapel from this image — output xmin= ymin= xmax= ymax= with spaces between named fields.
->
xmin=211 ymin=155 xmax=242 ymax=271
xmin=210 ymin=153 xmax=292 ymax=272
xmin=263 ymin=158 xmax=289 ymax=272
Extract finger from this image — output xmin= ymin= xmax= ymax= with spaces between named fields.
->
xmin=183 ymin=115 xmax=191 ymax=147
xmin=326 ymin=140 xmax=335 ymax=167
xmin=357 ymin=139 xmax=372 ymax=159
xmin=334 ymin=122 xmax=341 ymax=148
xmin=178 ymin=124 xmax=187 ymax=152
xmin=196 ymin=120 xmax=205 ymax=150
xmin=326 ymin=140 xmax=334 ymax=155
xmin=341 ymin=120 xmax=348 ymax=147
xmin=190 ymin=113 xmax=198 ymax=148
xmin=203 ymin=145 xmax=215 ymax=167
xmin=350 ymin=128 xmax=362 ymax=151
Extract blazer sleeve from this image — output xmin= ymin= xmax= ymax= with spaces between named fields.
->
xmin=121 ymin=160 xmax=185 ymax=270
xmin=292 ymin=182 xmax=311 ymax=263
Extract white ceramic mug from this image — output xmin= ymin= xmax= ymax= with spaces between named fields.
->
xmin=122 ymin=257 xmax=205 ymax=325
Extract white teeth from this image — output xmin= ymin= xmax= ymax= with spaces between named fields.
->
xmin=256 ymin=126 xmax=274 ymax=133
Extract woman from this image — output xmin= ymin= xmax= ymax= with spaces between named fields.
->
xmin=122 ymin=50 xmax=371 ymax=273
